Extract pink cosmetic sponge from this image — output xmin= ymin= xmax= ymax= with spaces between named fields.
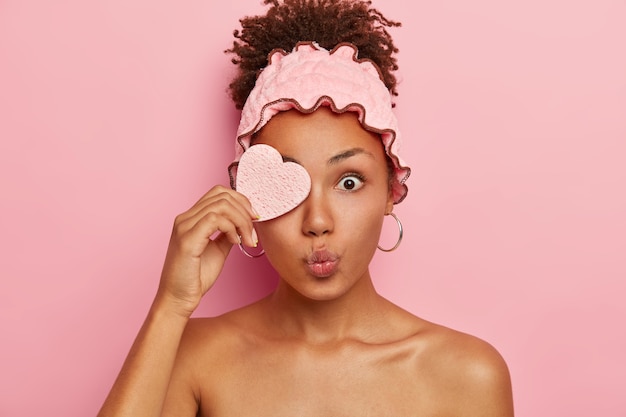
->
xmin=235 ymin=144 xmax=311 ymax=221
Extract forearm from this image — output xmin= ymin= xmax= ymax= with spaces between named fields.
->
xmin=98 ymin=298 xmax=190 ymax=417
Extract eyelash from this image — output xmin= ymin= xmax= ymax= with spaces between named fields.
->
xmin=336 ymin=172 xmax=366 ymax=191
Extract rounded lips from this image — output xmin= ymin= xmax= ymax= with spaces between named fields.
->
xmin=305 ymin=249 xmax=339 ymax=278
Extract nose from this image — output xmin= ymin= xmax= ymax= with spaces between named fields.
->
xmin=300 ymin=188 xmax=334 ymax=237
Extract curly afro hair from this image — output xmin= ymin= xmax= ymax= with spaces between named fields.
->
xmin=225 ymin=0 xmax=401 ymax=109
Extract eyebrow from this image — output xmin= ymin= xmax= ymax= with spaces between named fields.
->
xmin=327 ymin=148 xmax=375 ymax=165
xmin=281 ymin=147 xmax=375 ymax=165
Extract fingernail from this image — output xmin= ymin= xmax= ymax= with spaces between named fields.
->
xmin=251 ymin=229 xmax=258 ymax=247
xmin=251 ymin=206 xmax=261 ymax=220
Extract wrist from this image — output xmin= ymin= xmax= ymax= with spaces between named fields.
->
xmin=150 ymin=290 xmax=198 ymax=321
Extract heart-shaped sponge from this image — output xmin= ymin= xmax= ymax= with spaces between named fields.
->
xmin=236 ymin=144 xmax=311 ymax=221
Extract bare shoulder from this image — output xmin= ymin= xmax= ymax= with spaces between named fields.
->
xmin=177 ymin=302 xmax=264 ymax=357
xmin=421 ymin=323 xmax=510 ymax=382
xmin=415 ymin=321 xmax=514 ymax=416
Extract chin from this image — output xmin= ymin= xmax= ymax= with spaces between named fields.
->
xmin=284 ymin=273 xmax=358 ymax=302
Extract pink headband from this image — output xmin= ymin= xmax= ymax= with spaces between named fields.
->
xmin=229 ymin=41 xmax=410 ymax=204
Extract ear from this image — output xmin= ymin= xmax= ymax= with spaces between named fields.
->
xmin=385 ymin=189 xmax=394 ymax=214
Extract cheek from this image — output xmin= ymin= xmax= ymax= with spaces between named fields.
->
xmin=254 ymin=218 xmax=303 ymax=275
xmin=255 ymin=216 xmax=297 ymax=249
xmin=352 ymin=211 xmax=385 ymax=242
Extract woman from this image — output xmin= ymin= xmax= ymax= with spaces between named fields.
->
xmin=98 ymin=1 xmax=514 ymax=416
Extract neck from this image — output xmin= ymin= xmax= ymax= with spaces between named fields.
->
xmin=265 ymin=271 xmax=391 ymax=345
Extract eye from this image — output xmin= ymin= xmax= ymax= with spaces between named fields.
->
xmin=336 ymin=174 xmax=365 ymax=191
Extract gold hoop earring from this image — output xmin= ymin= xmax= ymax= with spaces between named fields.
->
xmin=377 ymin=212 xmax=403 ymax=252
xmin=238 ymin=242 xmax=265 ymax=258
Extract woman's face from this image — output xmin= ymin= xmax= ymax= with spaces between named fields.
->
xmin=253 ymin=107 xmax=394 ymax=301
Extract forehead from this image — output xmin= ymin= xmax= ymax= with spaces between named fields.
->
xmin=254 ymin=107 xmax=384 ymax=160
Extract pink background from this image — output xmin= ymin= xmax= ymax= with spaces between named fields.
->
xmin=1 ymin=1 xmax=625 ymax=416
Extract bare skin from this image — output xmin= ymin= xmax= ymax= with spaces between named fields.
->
xmin=98 ymin=108 xmax=514 ymax=417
